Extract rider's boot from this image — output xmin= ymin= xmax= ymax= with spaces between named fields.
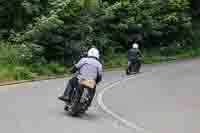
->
xmin=58 ymin=95 xmax=70 ymax=102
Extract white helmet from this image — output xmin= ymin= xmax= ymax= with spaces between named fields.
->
xmin=87 ymin=48 xmax=100 ymax=59
xmin=132 ymin=43 xmax=139 ymax=49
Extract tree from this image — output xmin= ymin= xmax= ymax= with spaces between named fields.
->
xmin=81 ymin=0 xmax=102 ymax=10
xmin=0 ymin=0 xmax=48 ymax=39
xmin=192 ymin=0 xmax=200 ymax=16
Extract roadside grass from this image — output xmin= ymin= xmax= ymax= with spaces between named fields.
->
xmin=0 ymin=64 xmax=66 ymax=81
xmin=0 ymin=41 xmax=66 ymax=81
xmin=0 ymin=40 xmax=200 ymax=81
xmin=105 ymin=47 xmax=200 ymax=68
xmin=0 ymin=64 xmax=33 ymax=81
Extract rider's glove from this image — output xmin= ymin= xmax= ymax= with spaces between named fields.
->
xmin=70 ymin=66 xmax=78 ymax=74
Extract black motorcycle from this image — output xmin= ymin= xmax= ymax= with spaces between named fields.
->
xmin=65 ymin=79 xmax=96 ymax=116
xmin=126 ymin=59 xmax=141 ymax=75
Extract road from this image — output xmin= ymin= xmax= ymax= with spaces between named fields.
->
xmin=0 ymin=59 xmax=199 ymax=133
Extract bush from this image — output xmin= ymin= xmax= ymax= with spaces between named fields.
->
xmin=0 ymin=64 xmax=34 ymax=80
xmin=13 ymin=66 xmax=34 ymax=80
xmin=0 ymin=41 xmax=66 ymax=80
xmin=47 ymin=63 xmax=66 ymax=74
xmin=17 ymin=0 xmax=192 ymax=65
xmin=0 ymin=0 xmax=194 ymax=80
xmin=0 ymin=0 xmax=48 ymax=39
xmin=192 ymin=31 xmax=200 ymax=47
xmin=0 ymin=41 xmax=46 ymax=65
xmin=30 ymin=63 xmax=65 ymax=76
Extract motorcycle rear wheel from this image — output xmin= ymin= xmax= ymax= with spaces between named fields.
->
xmin=68 ymin=89 xmax=83 ymax=116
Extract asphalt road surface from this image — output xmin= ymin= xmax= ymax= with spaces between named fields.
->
xmin=0 ymin=59 xmax=199 ymax=133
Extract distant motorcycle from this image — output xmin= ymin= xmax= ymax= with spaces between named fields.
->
xmin=126 ymin=59 xmax=141 ymax=75
xmin=65 ymin=79 xmax=96 ymax=116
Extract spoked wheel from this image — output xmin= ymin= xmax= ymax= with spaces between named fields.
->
xmin=80 ymin=88 xmax=96 ymax=114
xmin=68 ymin=101 xmax=80 ymax=116
xmin=67 ymin=88 xmax=83 ymax=116
xmin=126 ymin=65 xmax=134 ymax=75
xmin=134 ymin=61 xmax=141 ymax=73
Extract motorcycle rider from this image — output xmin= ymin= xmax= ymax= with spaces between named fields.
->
xmin=127 ymin=43 xmax=142 ymax=73
xmin=58 ymin=47 xmax=103 ymax=103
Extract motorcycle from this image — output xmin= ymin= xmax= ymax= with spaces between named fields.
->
xmin=65 ymin=79 xmax=96 ymax=116
xmin=126 ymin=59 xmax=141 ymax=75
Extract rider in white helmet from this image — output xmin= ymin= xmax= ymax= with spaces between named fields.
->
xmin=128 ymin=43 xmax=141 ymax=61
xmin=59 ymin=47 xmax=103 ymax=102
xmin=127 ymin=42 xmax=142 ymax=73
xmin=87 ymin=47 xmax=100 ymax=59
xmin=132 ymin=43 xmax=139 ymax=49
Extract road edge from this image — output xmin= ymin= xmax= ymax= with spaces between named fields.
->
xmin=97 ymin=72 xmax=155 ymax=133
xmin=0 ymin=75 xmax=66 ymax=86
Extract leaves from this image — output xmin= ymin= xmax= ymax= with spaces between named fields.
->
xmin=1 ymin=0 xmax=193 ymax=65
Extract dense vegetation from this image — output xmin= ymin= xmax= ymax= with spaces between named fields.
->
xmin=0 ymin=0 xmax=198 ymax=81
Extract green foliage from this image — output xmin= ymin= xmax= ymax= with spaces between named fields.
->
xmin=192 ymin=31 xmax=200 ymax=47
xmin=13 ymin=66 xmax=34 ymax=80
xmin=0 ymin=42 xmax=31 ymax=65
xmin=0 ymin=41 xmax=46 ymax=65
xmin=0 ymin=0 xmax=48 ymax=38
xmin=0 ymin=0 xmax=196 ymax=81
xmin=0 ymin=63 xmax=65 ymax=80
xmin=192 ymin=0 xmax=200 ymax=16
xmin=30 ymin=63 xmax=66 ymax=75
xmin=0 ymin=64 xmax=34 ymax=80
xmin=12 ymin=0 xmax=191 ymax=65
xmin=0 ymin=41 xmax=65 ymax=80
xmin=104 ymin=53 xmax=127 ymax=68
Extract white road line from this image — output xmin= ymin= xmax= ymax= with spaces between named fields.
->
xmin=97 ymin=72 xmax=154 ymax=133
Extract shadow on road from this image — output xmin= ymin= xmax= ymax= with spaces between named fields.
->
xmin=58 ymin=110 xmax=100 ymax=121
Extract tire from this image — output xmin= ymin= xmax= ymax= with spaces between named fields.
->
xmin=126 ymin=68 xmax=130 ymax=75
xmin=135 ymin=61 xmax=141 ymax=73
xmin=64 ymin=105 xmax=69 ymax=111
xmin=86 ymin=87 xmax=96 ymax=109
xmin=68 ymin=101 xmax=80 ymax=116
xmin=126 ymin=64 xmax=132 ymax=75
xmin=127 ymin=62 xmax=135 ymax=75
xmin=79 ymin=87 xmax=96 ymax=114
xmin=68 ymin=88 xmax=83 ymax=116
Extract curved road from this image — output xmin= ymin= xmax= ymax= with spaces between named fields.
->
xmin=0 ymin=59 xmax=199 ymax=133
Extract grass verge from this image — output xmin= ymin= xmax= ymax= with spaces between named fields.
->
xmin=104 ymin=47 xmax=200 ymax=68
xmin=0 ymin=42 xmax=200 ymax=82
xmin=0 ymin=64 xmax=66 ymax=82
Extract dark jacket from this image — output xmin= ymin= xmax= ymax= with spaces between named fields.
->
xmin=128 ymin=48 xmax=142 ymax=61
